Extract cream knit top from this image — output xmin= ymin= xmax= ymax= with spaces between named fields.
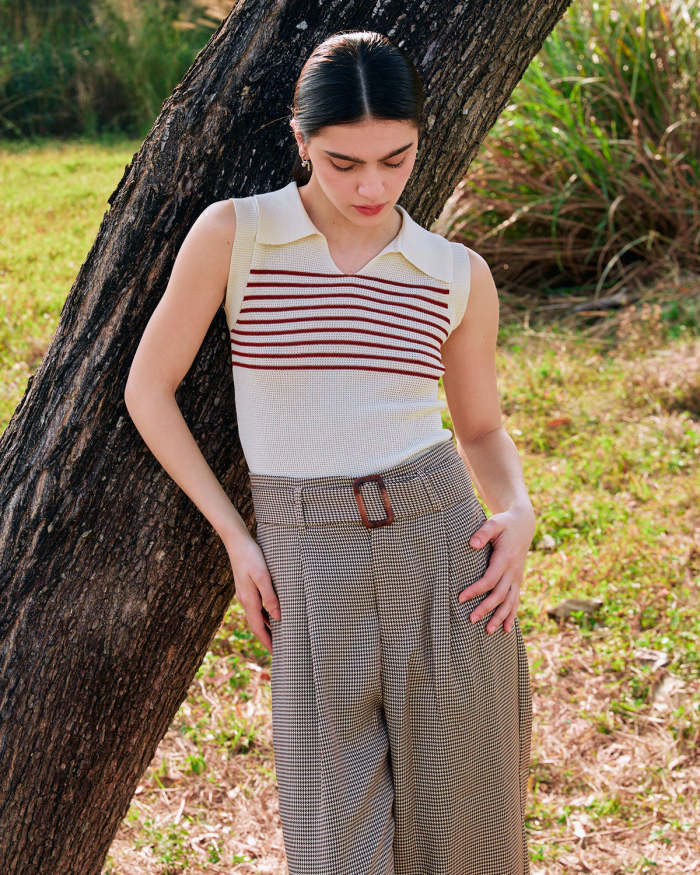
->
xmin=223 ymin=180 xmax=471 ymax=476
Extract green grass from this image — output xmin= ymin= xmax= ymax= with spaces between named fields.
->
xmin=490 ymin=325 xmax=698 ymax=673
xmin=0 ymin=134 xmax=143 ymax=426
xmin=3 ymin=137 xmax=698 ymax=873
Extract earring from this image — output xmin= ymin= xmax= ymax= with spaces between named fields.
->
xmin=301 ymin=157 xmax=311 ymax=170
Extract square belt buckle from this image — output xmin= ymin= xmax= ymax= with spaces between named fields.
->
xmin=352 ymin=474 xmax=395 ymax=528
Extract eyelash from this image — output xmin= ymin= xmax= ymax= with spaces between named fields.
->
xmin=331 ymin=160 xmax=405 ymax=172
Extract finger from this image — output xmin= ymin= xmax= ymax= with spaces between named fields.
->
xmin=255 ymin=572 xmax=282 ymax=620
xmin=505 ymin=587 xmax=523 ymax=632
xmin=486 ymin=588 xmax=518 ymax=634
xmin=468 ymin=517 xmax=504 ymax=549
xmin=469 ymin=575 xmax=514 ymax=624
xmin=241 ymin=569 xmax=282 ymax=621
xmin=497 ymin=584 xmax=522 ymax=634
xmin=238 ymin=589 xmax=278 ymax=638
xmin=261 ymin=609 xmax=277 ymax=655
xmin=249 ymin=609 xmax=274 ymax=654
xmin=458 ymin=552 xmax=510 ymax=601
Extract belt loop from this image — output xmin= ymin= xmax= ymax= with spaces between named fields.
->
xmin=293 ymin=484 xmax=306 ymax=529
xmin=420 ymin=470 xmax=442 ymax=513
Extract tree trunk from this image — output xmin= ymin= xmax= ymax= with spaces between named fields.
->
xmin=0 ymin=0 xmax=572 ymax=870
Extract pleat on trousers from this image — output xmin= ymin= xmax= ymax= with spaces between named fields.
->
xmin=250 ymin=437 xmax=532 ymax=875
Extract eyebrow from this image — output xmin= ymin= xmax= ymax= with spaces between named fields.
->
xmin=322 ymin=142 xmax=414 ymax=163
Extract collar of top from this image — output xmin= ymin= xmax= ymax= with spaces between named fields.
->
xmin=255 ymin=181 xmax=452 ymax=283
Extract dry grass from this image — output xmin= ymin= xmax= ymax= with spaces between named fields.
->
xmin=436 ymin=0 xmax=700 ymax=307
xmin=526 ymin=625 xmax=699 ymax=873
xmin=104 ymin=660 xmax=286 ymax=873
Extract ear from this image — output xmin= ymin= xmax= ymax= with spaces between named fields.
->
xmin=290 ymin=117 xmax=306 ymax=153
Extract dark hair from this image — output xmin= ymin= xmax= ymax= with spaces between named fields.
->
xmin=289 ymin=30 xmax=425 ymax=185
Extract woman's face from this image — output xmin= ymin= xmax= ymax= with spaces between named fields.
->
xmin=294 ymin=116 xmax=419 ymax=225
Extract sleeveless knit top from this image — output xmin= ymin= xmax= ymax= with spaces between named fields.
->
xmin=223 ymin=180 xmax=471 ymax=476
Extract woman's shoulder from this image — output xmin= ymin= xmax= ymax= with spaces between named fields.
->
xmin=198 ymin=197 xmax=237 ymax=236
xmin=416 ymin=221 xmax=495 ymax=303
xmin=184 ymin=200 xmax=238 ymax=270
xmin=173 ymin=200 xmax=237 ymax=295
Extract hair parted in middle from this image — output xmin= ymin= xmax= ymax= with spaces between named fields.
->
xmin=289 ymin=30 xmax=425 ymax=185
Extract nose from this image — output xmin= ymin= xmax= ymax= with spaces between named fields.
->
xmin=357 ymin=167 xmax=386 ymax=200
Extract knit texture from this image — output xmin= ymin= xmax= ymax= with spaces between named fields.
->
xmin=224 ymin=180 xmax=471 ymax=476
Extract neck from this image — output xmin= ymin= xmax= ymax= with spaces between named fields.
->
xmin=297 ymin=178 xmax=402 ymax=248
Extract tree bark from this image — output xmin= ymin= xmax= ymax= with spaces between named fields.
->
xmin=0 ymin=0 xmax=572 ymax=870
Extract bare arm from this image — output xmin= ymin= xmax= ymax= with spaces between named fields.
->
xmin=124 ymin=200 xmax=246 ymax=542
xmin=441 ymin=249 xmax=536 ymax=633
xmin=442 ymin=251 xmax=533 ymax=516
xmin=124 ymin=200 xmax=280 ymax=651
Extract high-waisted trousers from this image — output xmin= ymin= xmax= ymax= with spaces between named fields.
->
xmin=249 ymin=437 xmax=532 ymax=875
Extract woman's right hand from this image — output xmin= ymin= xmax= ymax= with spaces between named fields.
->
xmin=224 ymin=534 xmax=281 ymax=654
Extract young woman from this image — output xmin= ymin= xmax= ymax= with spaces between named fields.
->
xmin=125 ymin=30 xmax=535 ymax=875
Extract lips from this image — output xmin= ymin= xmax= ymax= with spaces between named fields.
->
xmin=354 ymin=203 xmax=385 ymax=215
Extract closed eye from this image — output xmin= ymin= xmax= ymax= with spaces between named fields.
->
xmin=330 ymin=160 xmax=405 ymax=172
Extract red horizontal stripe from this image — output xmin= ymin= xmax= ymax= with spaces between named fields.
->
xmin=242 ymin=291 xmax=448 ymax=326
xmin=231 ymin=323 xmax=444 ymax=350
xmin=240 ymin=300 xmax=449 ymax=331
xmin=245 ymin=283 xmax=449 ymax=312
xmin=234 ymin=319 xmax=445 ymax=347
xmin=249 ymin=267 xmax=448 ymax=294
xmin=232 ymin=316 xmax=446 ymax=346
xmin=232 ymin=339 xmax=444 ymax=366
xmin=235 ymin=311 xmax=448 ymax=343
xmin=231 ymin=336 xmax=443 ymax=361
xmin=231 ymin=360 xmax=441 ymax=380
xmin=229 ymin=347 xmax=443 ymax=370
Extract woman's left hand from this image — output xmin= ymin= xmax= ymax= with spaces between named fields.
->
xmin=458 ymin=504 xmax=536 ymax=634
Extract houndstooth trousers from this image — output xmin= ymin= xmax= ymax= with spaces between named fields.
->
xmin=250 ymin=437 xmax=532 ymax=875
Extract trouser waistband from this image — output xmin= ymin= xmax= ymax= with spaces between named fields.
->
xmin=248 ymin=438 xmax=475 ymax=529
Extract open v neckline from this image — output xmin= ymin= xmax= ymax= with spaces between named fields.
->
xmin=292 ymin=182 xmax=405 ymax=277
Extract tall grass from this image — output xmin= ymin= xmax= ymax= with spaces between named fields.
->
xmin=0 ymin=0 xmax=233 ymax=139
xmin=444 ymin=0 xmax=700 ymax=305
